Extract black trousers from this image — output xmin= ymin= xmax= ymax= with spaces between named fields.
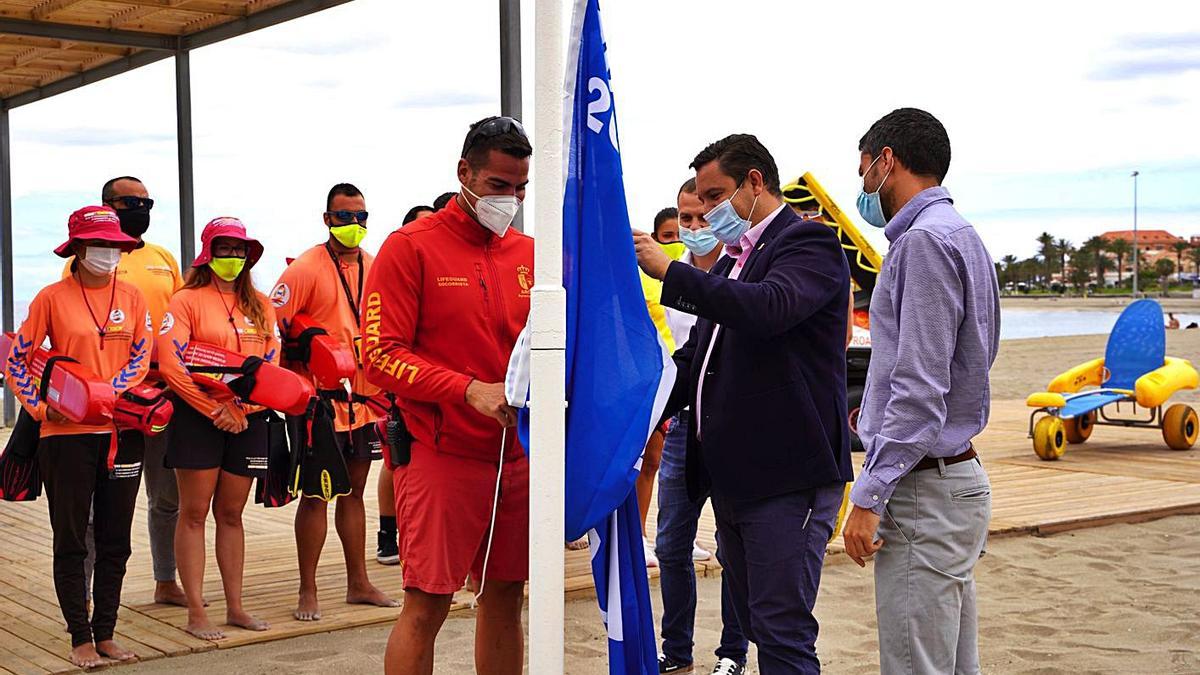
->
xmin=39 ymin=431 xmax=144 ymax=647
xmin=713 ymin=483 xmax=845 ymax=674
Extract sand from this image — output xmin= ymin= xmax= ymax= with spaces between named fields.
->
xmin=116 ymin=514 xmax=1200 ymax=674
xmin=990 ymin=329 xmax=1200 ymax=405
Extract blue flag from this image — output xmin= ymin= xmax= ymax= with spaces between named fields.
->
xmin=564 ymin=0 xmax=671 ymax=671
xmin=509 ymin=1 xmax=671 ymax=670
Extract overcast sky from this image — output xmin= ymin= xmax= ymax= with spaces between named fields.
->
xmin=5 ymin=0 xmax=1198 ymax=309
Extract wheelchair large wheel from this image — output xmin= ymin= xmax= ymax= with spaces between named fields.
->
xmin=1162 ymin=404 xmax=1199 ymax=450
xmin=1033 ymin=416 xmax=1066 ymax=460
xmin=1063 ymin=411 xmax=1096 ymax=444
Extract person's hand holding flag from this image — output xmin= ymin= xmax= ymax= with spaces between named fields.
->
xmin=632 ymin=231 xmax=672 ymax=280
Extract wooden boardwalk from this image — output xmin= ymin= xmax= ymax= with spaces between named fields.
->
xmin=2 ymin=399 xmax=1199 ymax=673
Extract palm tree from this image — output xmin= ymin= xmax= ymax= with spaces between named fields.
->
xmin=1070 ymin=248 xmax=1094 ymax=291
xmin=1056 ymin=238 xmax=1073 ymax=279
xmin=1082 ymin=236 xmax=1110 ymax=287
xmin=1155 ymin=258 xmax=1175 ymax=296
xmin=1000 ymin=254 xmax=1018 ymax=287
xmin=1189 ymin=246 xmax=1200 ymax=276
xmin=1036 ymin=232 xmax=1056 ymax=285
xmin=1172 ymin=240 xmax=1191 ymax=281
xmin=1108 ymin=237 xmax=1132 ymax=285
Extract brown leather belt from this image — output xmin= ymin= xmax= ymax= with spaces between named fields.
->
xmin=914 ymin=447 xmax=977 ymax=472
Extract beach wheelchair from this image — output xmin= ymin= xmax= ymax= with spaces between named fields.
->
xmin=1026 ymin=299 xmax=1200 ymax=459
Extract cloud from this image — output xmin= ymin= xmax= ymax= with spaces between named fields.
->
xmin=1091 ymin=31 xmax=1200 ymax=80
xmin=251 ymin=35 xmax=387 ymax=56
xmin=1118 ymin=32 xmax=1200 ymax=50
xmin=1146 ymin=95 xmax=1186 ymax=107
xmin=13 ymin=128 xmax=174 ymax=147
xmin=392 ymin=91 xmax=494 ymax=109
xmin=1091 ymin=56 xmax=1200 ymax=80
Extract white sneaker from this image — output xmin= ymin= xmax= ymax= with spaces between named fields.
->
xmin=710 ymin=657 xmax=745 ymax=675
xmin=691 ymin=541 xmax=712 ymax=562
xmin=643 ymin=537 xmax=659 ymax=568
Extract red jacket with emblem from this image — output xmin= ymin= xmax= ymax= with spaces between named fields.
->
xmin=362 ymin=197 xmax=533 ymax=462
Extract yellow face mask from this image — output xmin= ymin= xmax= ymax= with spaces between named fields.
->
xmin=209 ymin=256 xmax=246 ymax=282
xmin=330 ymin=224 xmax=368 ymax=249
xmin=659 ymin=241 xmax=686 ymax=261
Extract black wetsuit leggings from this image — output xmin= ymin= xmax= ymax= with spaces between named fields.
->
xmin=38 ymin=431 xmax=144 ymax=647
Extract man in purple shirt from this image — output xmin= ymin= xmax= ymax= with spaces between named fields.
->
xmin=842 ymin=108 xmax=1000 ymax=675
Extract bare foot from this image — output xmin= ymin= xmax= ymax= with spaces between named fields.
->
xmin=293 ymin=590 xmax=321 ymax=621
xmin=346 ymin=583 xmax=400 ymax=608
xmin=69 ymin=643 xmax=105 ymax=669
xmin=566 ymin=537 xmax=589 ymax=550
xmin=184 ymin=619 xmax=225 ymax=641
xmin=155 ymin=581 xmax=205 ymax=607
xmin=227 ymin=609 xmax=269 ymax=632
xmin=96 ymin=639 xmax=136 ymax=661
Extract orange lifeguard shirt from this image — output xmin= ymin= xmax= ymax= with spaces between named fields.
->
xmin=272 ymin=243 xmax=380 ymax=432
xmin=156 ymin=283 xmax=279 ymax=418
xmin=63 ymin=241 xmax=181 ymax=328
xmin=5 ymin=275 xmax=152 ymax=437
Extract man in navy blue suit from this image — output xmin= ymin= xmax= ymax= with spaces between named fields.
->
xmin=634 ymin=134 xmax=853 ymax=674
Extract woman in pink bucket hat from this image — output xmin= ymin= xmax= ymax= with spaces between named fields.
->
xmin=5 ymin=205 xmax=152 ymax=668
xmin=156 ymin=217 xmax=277 ymax=640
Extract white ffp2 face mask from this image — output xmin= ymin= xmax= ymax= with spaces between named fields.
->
xmin=462 ymin=185 xmax=521 ymax=237
xmin=80 ymin=246 xmax=121 ymax=276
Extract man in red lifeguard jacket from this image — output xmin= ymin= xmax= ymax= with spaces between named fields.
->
xmin=364 ymin=117 xmax=534 ymax=675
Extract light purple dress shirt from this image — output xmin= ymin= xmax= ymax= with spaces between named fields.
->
xmin=849 ymin=187 xmax=1000 ymax=513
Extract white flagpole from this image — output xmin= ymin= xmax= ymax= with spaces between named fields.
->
xmin=529 ymin=0 xmax=566 ymax=671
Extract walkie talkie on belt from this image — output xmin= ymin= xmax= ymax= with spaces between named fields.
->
xmin=385 ymin=393 xmax=413 ymax=466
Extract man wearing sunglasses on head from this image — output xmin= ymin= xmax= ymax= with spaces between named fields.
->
xmin=271 ymin=183 xmax=398 ymax=622
xmin=364 ymin=116 xmax=533 ymax=675
xmin=61 ymin=176 xmax=185 ymax=609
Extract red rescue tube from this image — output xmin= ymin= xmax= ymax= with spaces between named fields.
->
xmin=1 ymin=332 xmax=115 ymax=425
xmin=181 ymin=341 xmax=316 ymax=415
xmin=284 ymin=314 xmax=356 ymax=389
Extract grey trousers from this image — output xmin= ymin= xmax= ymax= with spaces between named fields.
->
xmin=85 ymin=432 xmax=178 ymax=587
xmin=874 ymin=457 xmax=990 ymax=675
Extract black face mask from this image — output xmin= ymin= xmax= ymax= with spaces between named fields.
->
xmin=116 ymin=206 xmax=150 ymax=238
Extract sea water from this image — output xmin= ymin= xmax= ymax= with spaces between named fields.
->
xmin=1001 ymin=308 xmax=1200 ymax=340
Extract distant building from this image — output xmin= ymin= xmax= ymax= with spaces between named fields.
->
xmin=1100 ymin=229 xmax=1190 ymax=277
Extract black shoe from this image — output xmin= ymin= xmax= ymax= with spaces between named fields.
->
xmin=658 ymin=654 xmax=693 ymax=673
xmin=376 ymin=529 xmax=400 ymax=565
xmin=710 ymin=658 xmax=745 ymax=675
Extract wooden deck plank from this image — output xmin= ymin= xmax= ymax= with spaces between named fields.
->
xmin=0 ymin=627 xmax=65 ymax=674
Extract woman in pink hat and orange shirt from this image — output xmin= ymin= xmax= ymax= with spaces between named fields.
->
xmin=157 ymin=217 xmax=279 ymax=640
xmin=5 ymin=205 xmax=152 ymax=668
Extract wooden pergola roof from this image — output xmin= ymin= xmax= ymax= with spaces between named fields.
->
xmin=0 ymin=0 xmax=352 ymax=108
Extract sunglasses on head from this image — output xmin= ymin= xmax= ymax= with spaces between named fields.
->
xmin=326 ymin=210 xmax=368 ymax=224
xmin=461 ymin=116 xmax=527 ymax=158
xmin=108 ymin=196 xmax=154 ymax=210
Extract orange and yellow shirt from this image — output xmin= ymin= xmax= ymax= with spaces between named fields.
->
xmin=272 ymin=244 xmax=379 ymax=432
xmin=156 ymin=283 xmax=279 ymax=418
xmin=6 ymin=275 xmax=151 ymax=437
xmin=63 ymin=241 xmax=181 ymax=329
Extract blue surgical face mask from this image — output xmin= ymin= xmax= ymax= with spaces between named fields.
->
xmin=679 ymin=226 xmax=720 ymax=255
xmin=705 ymin=182 xmax=759 ymax=246
xmin=856 ymin=154 xmax=892 ymax=228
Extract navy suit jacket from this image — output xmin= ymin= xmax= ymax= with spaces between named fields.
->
xmin=661 ymin=206 xmax=855 ymax=502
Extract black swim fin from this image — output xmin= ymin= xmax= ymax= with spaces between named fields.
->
xmin=289 ymin=397 xmax=351 ymax=502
